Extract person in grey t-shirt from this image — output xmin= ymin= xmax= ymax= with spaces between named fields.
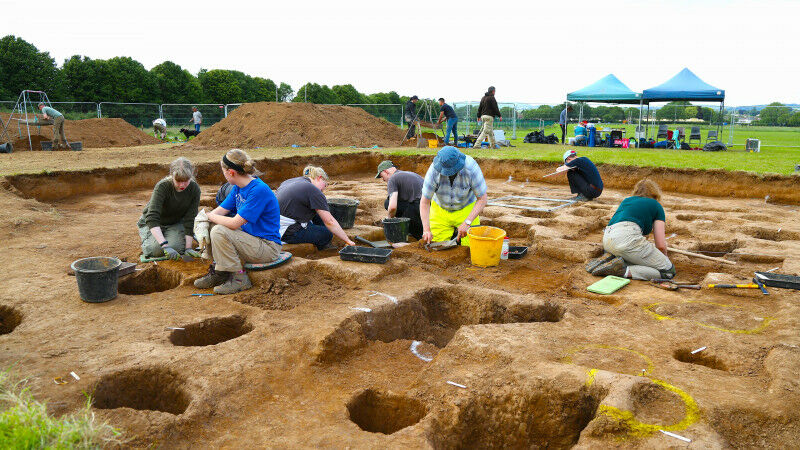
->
xmin=276 ymin=166 xmax=355 ymax=249
xmin=375 ymin=160 xmax=424 ymax=240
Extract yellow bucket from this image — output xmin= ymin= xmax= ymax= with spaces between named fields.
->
xmin=428 ymin=139 xmax=438 ymax=148
xmin=467 ymin=226 xmax=507 ymax=267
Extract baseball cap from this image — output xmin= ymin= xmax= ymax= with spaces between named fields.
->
xmin=563 ymin=150 xmax=577 ymax=162
xmin=375 ymin=160 xmax=394 ymax=178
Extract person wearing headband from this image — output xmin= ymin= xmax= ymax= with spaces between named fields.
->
xmin=194 ymin=149 xmax=282 ymax=295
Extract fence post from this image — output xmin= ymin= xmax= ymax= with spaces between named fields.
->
xmin=98 ymin=103 xmax=102 ymax=118
xmin=512 ymin=103 xmax=517 ymax=139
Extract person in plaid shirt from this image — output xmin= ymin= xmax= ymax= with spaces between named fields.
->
xmin=420 ymin=146 xmax=488 ymax=246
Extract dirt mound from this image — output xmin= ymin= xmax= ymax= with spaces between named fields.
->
xmin=185 ymin=102 xmax=405 ymax=149
xmin=1 ymin=114 xmax=159 ymax=150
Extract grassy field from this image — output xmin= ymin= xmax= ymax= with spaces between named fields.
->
xmin=386 ymin=141 xmax=800 ymax=175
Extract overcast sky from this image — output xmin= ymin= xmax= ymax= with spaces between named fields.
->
xmin=2 ymin=0 xmax=798 ymax=106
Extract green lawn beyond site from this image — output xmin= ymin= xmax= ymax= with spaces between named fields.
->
xmin=398 ymin=123 xmax=800 ymax=175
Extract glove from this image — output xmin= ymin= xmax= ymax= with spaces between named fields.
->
xmin=163 ymin=246 xmax=181 ymax=260
xmin=184 ymin=249 xmax=203 ymax=259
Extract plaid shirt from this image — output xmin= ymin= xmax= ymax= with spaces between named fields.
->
xmin=422 ymin=155 xmax=487 ymax=211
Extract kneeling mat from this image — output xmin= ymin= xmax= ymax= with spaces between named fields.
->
xmin=587 ymin=275 xmax=630 ymax=295
xmin=244 ymin=251 xmax=292 ymax=271
xmin=140 ymin=254 xmax=169 ymax=263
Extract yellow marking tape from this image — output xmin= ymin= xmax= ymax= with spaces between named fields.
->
xmin=585 ymin=368 xmax=598 ymax=387
xmin=595 ymin=378 xmax=701 ymax=439
xmin=562 ymin=344 xmax=655 ymax=377
xmin=643 ymin=301 xmax=773 ymax=334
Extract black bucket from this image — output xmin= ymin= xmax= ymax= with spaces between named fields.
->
xmin=0 ymin=143 xmax=11 ymax=154
xmin=328 ymin=198 xmax=359 ymax=229
xmin=71 ymin=257 xmax=122 ymax=303
xmin=382 ymin=217 xmax=410 ymax=243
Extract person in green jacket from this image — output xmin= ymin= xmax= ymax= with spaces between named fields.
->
xmin=137 ymin=157 xmax=202 ymax=260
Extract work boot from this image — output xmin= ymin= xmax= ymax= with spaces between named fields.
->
xmin=214 ymin=271 xmax=252 ymax=295
xmin=585 ymin=252 xmax=615 ymax=274
xmin=573 ymin=193 xmax=590 ymax=202
xmin=591 ymin=256 xmax=627 ymax=277
xmin=194 ymin=264 xmax=230 ymax=289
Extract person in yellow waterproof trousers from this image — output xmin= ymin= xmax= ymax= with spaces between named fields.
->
xmin=420 ymin=146 xmax=488 ymax=246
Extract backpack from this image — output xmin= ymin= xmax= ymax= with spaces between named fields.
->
xmin=703 ymin=141 xmax=727 ymax=152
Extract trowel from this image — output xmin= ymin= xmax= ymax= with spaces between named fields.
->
xmin=425 ymin=238 xmax=459 ymax=251
xmin=355 ymin=235 xmax=392 ymax=249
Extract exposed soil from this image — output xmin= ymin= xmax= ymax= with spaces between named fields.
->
xmin=185 ymin=102 xmax=405 ymax=149
xmin=2 ymin=114 xmax=159 ymax=150
xmin=1 ymin=152 xmax=800 ymax=448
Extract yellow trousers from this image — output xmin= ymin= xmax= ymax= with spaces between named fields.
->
xmin=430 ymin=200 xmax=479 ymax=246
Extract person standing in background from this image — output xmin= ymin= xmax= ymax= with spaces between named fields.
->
xmin=473 ymin=87 xmax=502 ymax=149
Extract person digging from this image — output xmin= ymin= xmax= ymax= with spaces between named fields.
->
xmin=376 ymin=160 xmax=424 ymax=240
xmin=420 ymin=146 xmax=488 ymax=246
xmin=404 ymin=95 xmax=421 ymax=140
xmin=587 ymin=179 xmax=675 ymax=281
xmin=38 ymin=103 xmax=71 ymax=150
xmin=553 ymin=149 xmax=603 ymax=202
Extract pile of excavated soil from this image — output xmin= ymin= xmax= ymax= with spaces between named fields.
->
xmin=1 ymin=114 xmax=159 ymax=150
xmin=185 ymin=102 xmax=405 ymax=149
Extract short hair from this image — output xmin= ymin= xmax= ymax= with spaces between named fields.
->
xmin=169 ymin=157 xmax=196 ymax=182
xmin=632 ymin=179 xmax=662 ymax=201
xmin=303 ymin=165 xmax=329 ymax=181
xmin=38 ymin=102 xmax=45 ymax=107
xmin=410 ymin=95 xmax=419 ymax=101
xmin=488 ymin=86 xmax=495 ymax=92
xmin=438 ymin=98 xmax=445 ymax=102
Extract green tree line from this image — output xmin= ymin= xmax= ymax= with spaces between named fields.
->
xmin=0 ymin=35 xmax=404 ymax=107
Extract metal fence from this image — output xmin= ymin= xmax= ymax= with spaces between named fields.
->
xmin=161 ymin=103 xmax=226 ymax=129
xmin=98 ymin=102 xmax=160 ymax=128
xmin=453 ymin=102 xmax=518 ymax=139
xmin=348 ymin=104 xmax=402 ymax=126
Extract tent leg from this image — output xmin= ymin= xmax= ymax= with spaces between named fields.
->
xmin=637 ymin=99 xmax=643 ymax=145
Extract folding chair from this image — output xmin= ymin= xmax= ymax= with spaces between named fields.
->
xmin=688 ymin=126 xmax=702 ymax=147
xmin=634 ymin=125 xmax=646 ymax=140
xmin=656 ymin=124 xmax=668 ymax=140
xmin=706 ymin=130 xmax=719 ymax=143
xmin=676 ymin=127 xmax=686 ymax=143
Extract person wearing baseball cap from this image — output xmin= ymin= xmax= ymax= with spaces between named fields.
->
xmin=419 ymin=146 xmax=488 ymax=245
xmin=375 ymin=160 xmax=424 ymax=240
xmin=553 ymin=150 xmax=603 ymax=201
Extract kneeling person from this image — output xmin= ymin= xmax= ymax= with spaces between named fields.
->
xmin=138 ymin=157 xmax=201 ymax=260
xmin=376 ymin=160 xmax=424 ymax=240
xmin=420 ymin=146 xmax=488 ymax=246
xmin=560 ymin=150 xmax=603 ymax=201
xmin=194 ymin=149 xmax=282 ymax=294
xmin=277 ymin=166 xmax=355 ymax=249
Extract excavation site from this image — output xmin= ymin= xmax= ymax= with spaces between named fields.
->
xmin=1 ymin=150 xmax=800 ymax=448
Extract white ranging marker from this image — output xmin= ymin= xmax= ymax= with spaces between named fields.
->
xmin=410 ymin=341 xmax=433 ymax=362
xmin=446 ymin=381 xmax=467 ymax=389
xmin=368 ymin=291 xmax=398 ymax=304
xmin=351 ymin=307 xmax=372 ymax=313
xmin=690 ymin=346 xmax=707 ymax=354
xmin=69 ymin=372 xmax=80 ymax=381
xmin=165 ymin=327 xmax=185 ymax=331
xmin=660 ymin=430 xmax=691 ymax=443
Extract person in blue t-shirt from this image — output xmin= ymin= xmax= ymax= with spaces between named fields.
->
xmin=194 ymin=149 xmax=282 ymax=295
xmin=554 ymin=150 xmax=604 ymax=201
xmin=436 ymin=98 xmax=459 ymax=146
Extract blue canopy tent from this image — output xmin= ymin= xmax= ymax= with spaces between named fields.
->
xmin=640 ymin=68 xmax=725 ymax=140
xmin=565 ymin=74 xmax=642 ymax=141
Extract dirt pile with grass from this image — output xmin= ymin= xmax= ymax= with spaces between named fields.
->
xmin=1 ymin=114 xmax=159 ymax=150
xmin=185 ymin=102 xmax=404 ymax=149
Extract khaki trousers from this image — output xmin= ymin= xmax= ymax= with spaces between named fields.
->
xmin=52 ymin=116 xmax=68 ymax=148
xmin=603 ymin=221 xmax=673 ymax=280
xmin=474 ymin=115 xmax=495 ymax=148
xmin=210 ymin=224 xmax=281 ymax=272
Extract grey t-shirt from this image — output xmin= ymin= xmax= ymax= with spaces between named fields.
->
xmin=276 ymin=177 xmax=329 ymax=235
xmin=387 ymin=170 xmax=423 ymax=203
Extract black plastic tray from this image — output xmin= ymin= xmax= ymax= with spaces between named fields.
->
xmin=754 ymin=272 xmax=800 ymax=290
xmin=508 ymin=246 xmax=528 ymax=259
xmin=339 ymin=246 xmax=392 ymax=264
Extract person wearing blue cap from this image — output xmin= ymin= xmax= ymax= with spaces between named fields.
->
xmin=420 ymin=146 xmax=488 ymax=246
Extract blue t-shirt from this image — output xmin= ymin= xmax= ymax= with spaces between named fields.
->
xmin=219 ymin=178 xmax=281 ymax=244
xmin=574 ymin=125 xmax=586 ymax=136
xmin=566 ymin=156 xmax=603 ymax=191
xmin=440 ymin=103 xmax=457 ymax=120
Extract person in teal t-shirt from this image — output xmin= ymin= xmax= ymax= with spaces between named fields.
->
xmin=38 ymin=103 xmax=71 ymax=150
xmin=587 ymin=179 xmax=675 ymax=280
xmin=194 ymin=149 xmax=282 ymax=295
